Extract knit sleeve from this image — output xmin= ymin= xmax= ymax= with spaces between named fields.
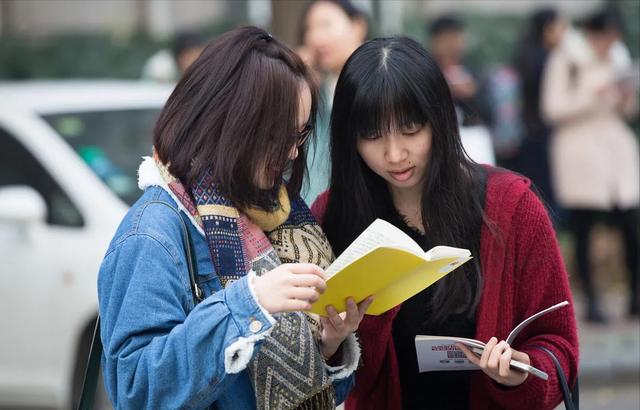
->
xmin=481 ymin=188 xmax=579 ymax=409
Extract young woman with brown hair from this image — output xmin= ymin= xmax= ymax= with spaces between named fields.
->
xmin=98 ymin=26 xmax=371 ymax=409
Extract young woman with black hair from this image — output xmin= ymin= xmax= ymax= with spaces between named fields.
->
xmin=298 ymin=0 xmax=368 ymax=205
xmin=98 ymin=26 xmax=371 ymax=409
xmin=509 ymin=8 xmax=566 ymax=219
xmin=311 ymin=37 xmax=578 ymax=409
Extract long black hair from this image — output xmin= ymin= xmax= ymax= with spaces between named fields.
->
xmin=581 ymin=5 xmax=624 ymax=34
xmin=524 ymin=8 xmax=559 ymax=48
xmin=322 ymin=36 xmax=487 ymax=324
xmin=513 ymin=8 xmax=559 ymax=131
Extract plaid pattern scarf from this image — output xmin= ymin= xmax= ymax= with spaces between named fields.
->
xmin=155 ymin=157 xmax=336 ymax=410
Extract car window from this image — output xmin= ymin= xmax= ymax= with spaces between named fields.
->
xmin=0 ymin=127 xmax=84 ymax=227
xmin=41 ymin=109 xmax=160 ymax=206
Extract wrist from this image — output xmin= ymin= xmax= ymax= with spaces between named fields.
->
xmin=249 ymin=274 xmax=266 ymax=311
xmin=321 ymin=343 xmax=342 ymax=366
xmin=492 ymin=371 xmax=528 ymax=388
xmin=321 ymin=339 xmax=341 ymax=360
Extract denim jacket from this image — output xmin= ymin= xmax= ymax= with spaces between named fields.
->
xmin=97 ymin=159 xmax=358 ymax=409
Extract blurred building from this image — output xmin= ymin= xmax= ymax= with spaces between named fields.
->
xmin=0 ymin=0 xmax=231 ymax=40
xmin=417 ymin=0 xmax=604 ymax=16
xmin=0 ymin=0 xmax=620 ymax=46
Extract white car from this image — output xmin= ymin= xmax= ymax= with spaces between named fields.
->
xmin=0 ymin=80 xmax=172 ymax=408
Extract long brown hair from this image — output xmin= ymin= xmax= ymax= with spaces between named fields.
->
xmin=154 ymin=26 xmax=318 ymax=208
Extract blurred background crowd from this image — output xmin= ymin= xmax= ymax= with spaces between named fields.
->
xmin=0 ymin=0 xmax=638 ymax=409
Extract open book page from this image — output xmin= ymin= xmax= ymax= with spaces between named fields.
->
xmin=416 ymin=335 xmax=485 ymax=349
xmin=425 ymin=246 xmax=472 ymax=261
xmin=326 ymin=219 xmax=424 ymax=277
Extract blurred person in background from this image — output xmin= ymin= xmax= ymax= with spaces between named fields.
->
xmin=99 ymin=26 xmax=370 ymax=408
xmin=299 ymin=0 xmax=368 ymax=204
xmin=141 ymin=30 xmax=206 ymax=82
xmin=510 ymin=8 xmax=567 ymax=220
xmin=427 ymin=14 xmax=492 ymax=128
xmin=172 ymin=31 xmax=207 ymax=73
xmin=543 ymin=7 xmax=639 ymax=323
xmin=427 ymin=15 xmax=496 ymax=166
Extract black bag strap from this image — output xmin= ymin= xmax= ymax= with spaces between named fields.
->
xmin=149 ymin=200 xmax=204 ymax=305
xmin=534 ymin=345 xmax=579 ymax=410
xmin=77 ymin=317 xmax=102 ymax=410
xmin=77 ymin=201 xmax=202 ymax=409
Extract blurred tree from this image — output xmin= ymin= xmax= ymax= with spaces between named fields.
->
xmin=619 ymin=0 xmax=639 ymax=57
xmin=0 ymin=22 xmax=234 ymax=79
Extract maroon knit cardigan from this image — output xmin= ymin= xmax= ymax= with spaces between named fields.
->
xmin=311 ymin=168 xmax=579 ymax=410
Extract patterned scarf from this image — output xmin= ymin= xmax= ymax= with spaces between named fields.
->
xmin=155 ymin=156 xmax=336 ymax=410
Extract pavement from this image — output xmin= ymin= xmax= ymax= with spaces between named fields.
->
xmin=557 ymin=225 xmax=640 ymax=390
xmin=573 ymin=291 xmax=640 ymax=387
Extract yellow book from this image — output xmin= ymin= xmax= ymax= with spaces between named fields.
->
xmin=310 ymin=219 xmax=472 ymax=316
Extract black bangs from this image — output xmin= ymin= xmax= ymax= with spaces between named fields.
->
xmin=347 ymin=66 xmax=428 ymax=140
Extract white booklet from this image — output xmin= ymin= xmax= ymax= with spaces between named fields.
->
xmin=414 ymin=300 xmax=570 ymax=380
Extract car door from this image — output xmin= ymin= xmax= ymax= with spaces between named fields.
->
xmin=0 ymin=125 xmax=93 ymax=407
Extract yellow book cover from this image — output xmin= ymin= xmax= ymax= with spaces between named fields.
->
xmin=310 ymin=219 xmax=472 ymax=315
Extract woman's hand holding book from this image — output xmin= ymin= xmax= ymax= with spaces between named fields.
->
xmin=320 ymin=296 xmax=374 ymax=360
xmin=457 ymin=337 xmax=530 ymax=387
